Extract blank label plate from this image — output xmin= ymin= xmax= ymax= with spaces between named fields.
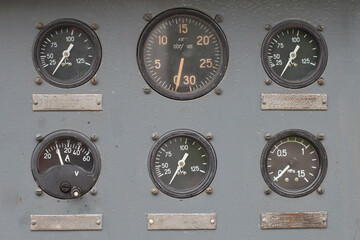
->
xmin=148 ymin=213 xmax=216 ymax=230
xmin=260 ymin=212 xmax=327 ymax=229
xmin=261 ymin=93 xmax=327 ymax=110
xmin=32 ymin=94 xmax=102 ymax=111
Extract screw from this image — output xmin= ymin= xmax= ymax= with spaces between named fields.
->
xmin=35 ymin=134 xmax=43 ymax=141
xmin=206 ymin=132 xmax=213 ymax=140
xmin=35 ymin=77 xmax=43 ymax=85
xmin=265 ymin=24 xmax=272 ymax=31
xmin=317 ymin=133 xmax=325 ymax=140
xmin=317 ymin=25 xmax=324 ymax=31
xmin=151 ymin=188 xmax=159 ymax=195
xmin=151 ymin=132 xmax=159 ymax=140
xmin=214 ymin=14 xmax=224 ymax=23
xmin=143 ymin=13 xmax=152 ymax=22
xmin=91 ymin=78 xmax=98 ymax=85
xmin=60 ymin=182 xmax=71 ymax=193
xmin=31 ymin=220 xmax=37 ymax=225
xmin=36 ymin=22 xmax=44 ymax=30
xmin=148 ymin=219 xmax=154 ymax=225
xmin=265 ymin=78 xmax=272 ymax=85
xmin=35 ymin=187 xmax=43 ymax=196
xmin=210 ymin=218 xmax=216 ymax=224
xmin=143 ymin=86 xmax=151 ymax=94
xmin=317 ymin=187 xmax=324 ymax=194
xmin=264 ymin=187 xmax=271 ymax=195
xmin=91 ymin=134 xmax=98 ymax=141
xmin=317 ymin=77 xmax=325 ymax=86
xmin=96 ymin=219 xmax=101 ymax=225
xmin=264 ymin=133 xmax=272 ymax=140
xmin=90 ymin=187 xmax=97 ymax=195
xmin=205 ymin=187 xmax=213 ymax=194
xmin=214 ymin=87 xmax=222 ymax=95
xmin=91 ymin=23 xmax=99 ymax=30
xmin=33 ymin=101 xmax=38 ymax=105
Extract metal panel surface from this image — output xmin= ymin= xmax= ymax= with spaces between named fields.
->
xmin=0 ymin=0 xmax=358 ymax=240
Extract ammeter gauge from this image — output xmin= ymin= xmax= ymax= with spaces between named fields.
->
xmin=148 ymin=129 xmax=217 ymax=198
xmin=33 ymin=19 xmax=102 ymax=88
xmin=261 ymin=129 xmax=327 ymax=198
xmin=137 ymin=8 xmax=229 ymax=100
xmin=261 ymin=20 xmax=327 ymax=88
xmin=31 ymin=130 xmax=101 ymax=199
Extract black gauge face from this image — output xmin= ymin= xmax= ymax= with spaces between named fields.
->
xmin=261 ymin=20 xmax=327 ymax=88
xmin=31 ymin=130 xmax=101 ymax=199
xmin=148 ymin=129 xmax=217 ymax=198
xmin=33 ymin=19 xmax=102 ymax=88
xmin=137 ymin=8 xmax=229 ymax=100
xmin=261 ymin=129 xmax=327 ymax=198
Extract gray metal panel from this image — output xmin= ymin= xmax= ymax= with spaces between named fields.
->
xmin=0 ymin=0 xmax=358 ymax=239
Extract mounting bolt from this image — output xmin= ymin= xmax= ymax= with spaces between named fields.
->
xmin=151 ymin=132 xmax=159 ymax=140
xmin=35 ymin=187 xmax=43 ymax=196
xmin=31 ymin=220 xmax=37 ymax=225
xmin=265 ymin=24 xmax=272 ymax=31
xmin=35 ymin=77 xmax=43 ymax=85
xmin=265 ymin=78 xmax=272 ymax=85
xmin=71 ymin=187 xmax=81 ymax=198
xmin=91 ymin=78 xmax=98 ymax=85
xmin=91 ymin=134 xmax=98 ymax=142
xmin=205 ymin=187 xmax=213 ymax=194
xmin=317 ymin=133 xmax=325 ymax=140
xmin=206 ymin=132 xmax=213 ymax=140
xmin=36 ymin=22 xmax=44 ymax=30
xmin=91 ymin=23 xmax=99 ymax=30
xmin=210 ymin=218 xmax=216 ymax=224
xmin=264 ymin=133 xmax=272 ymax=140
xmin=143 ymin=13 xmax=152 ymax=22
xmin=317 ymin=187 xmax=324 ymax=194
xmin=90 ymin=187 xmax=97 ymax=195
xmin=35 ymin=134 xmax=43 ymax=141
xmin=317 ymin=25 xmax=324 ymax=32
xmin=214 ymin=87 xmax=222 ymax=95
xmin=148 ymin=219 xmax=154 ymax=225
xmin=143 ymin=86 xmax=151 ymax=94
xmin=151 ymin=188 xmax=159 ymax=195
xmin=317 ymin=77 xmax=325 ymax=86
xmin=96 ymin=219 xmax=101 ymax=225
xmin=264 ymin=187 xmax=271 ymax=195
xmin=214 ymin=14 xmax=224 ymax=23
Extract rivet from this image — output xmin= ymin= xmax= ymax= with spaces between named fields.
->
xmin=264 ymin=187 xmax=271 ymax=195
xmin=90 ymin=187 xmax=97 ymax=195
xmin=206 ymin=132 xmax=213 ymax=140
xmin=322 ymin=217 xmax=326 ymax=223
xmin=214 ymin=87 xmax=222 ymax=95
xmin=143 ymin=13 xmax=152 ymax=22
xmin=97 ymin=101 xmax=101 ymax=105
xmin=264 ymin=133 xmax=272 ymax=140
xmin=262 ymin=99 xmax=266 ymax=105
xmin=148 ymin=219 xmax=154 ymax=225
xmin=91 ymin=23 xmax=99 ymax=30
xmin=96 ymin=219 xmax=101 ymax=225
xmin=31 ymin=220 xmax=37 ymax=225
xmin=35 ymin=77 xmax=43 ymax=85
xmin=151 ymin=132 xmax=159 ymax=140
xmin=35 ymin=187 xmax=43 ymax=196
xmin=143 ymin=86 xmax=151 ymax=94
xmin=33 ymin=101 xmax=38 ymax=105
xmin=265 ymin=24 xmax=272 ymax=31
xmin=265 ymin=78 xmax=272 ymax=85
xmin=210 ymin=218 xmax=216 ymax=224
xmin=35 ymin=134 xmax=43 ymax=141
xmin=91 ymin=134 xmax=98 ymax=141
xmin=35 ymin=22 xmax=44 ymax=30
xmin=151 ymin=188 xmax=159 ymax=195
xmin=317 ymin=187 xmax=324 ymax=194
xmin=317 ymin=133 xmax=325 ymax=140
xmin=214 ymin=14 xmax=224 ymax=23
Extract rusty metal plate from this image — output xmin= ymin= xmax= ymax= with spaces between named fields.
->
xmin=261 ymin=93 xmax=327 ymax=110
xmin=260 ymin=212 xmax=327 ymax=229
xmin=30 ymin=214 xmax=102 ymax=231
xmin=147 ymin=213 xmax=216 ymax=230
xmin=32 ymin=94 xmax=102 ymax=111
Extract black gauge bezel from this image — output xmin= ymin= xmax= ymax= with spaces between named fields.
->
xmin=137 ymin=8 xmax=229 ymax=100
xmin=261 ymin=20 xmax=328 ymax=89
xmin=148 ymin=129 xmax=217 ymax=198
xmin=260 ymin=129 xmax=327 ymax=198
xmin=31 ymin=130 xmax=101 ymax=199
xmin=33 ymin=18 xmax=102 ymax=88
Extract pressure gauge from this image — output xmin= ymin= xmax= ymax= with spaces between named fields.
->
xmin=137 ymin=8 xmax=229 ymax=100
xmin=31 ymin=130 xmax=101 ymax=199
xmin=33 ymin=19 xmax=102 ymax=88
xmin=261 ymin=20 xmax=327 ymax=88
xmin=148 ymin=129 xmax=217 ymax=198
xmin=261 ymin=129 xmax=327 ymax=198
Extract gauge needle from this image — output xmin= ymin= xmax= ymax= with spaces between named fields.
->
xmin=55 ymin=148 xmax=64 ymax=165
xmin=52 ymin=43 xmax=74 ymax=75
xmin=174 ymin=58 xmax=185 ymax=92
xmin=169 ymin=152 xmax=189 ymax=185
xmin=280 ymin=45 xmax=300 ymax=77
xmin=273 ymin=165 xmax=290 ymax=182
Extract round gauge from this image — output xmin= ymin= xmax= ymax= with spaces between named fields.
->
xmin=261 ymin=20 xmax=327 ymax=88
xmin=148 ymin=129 xmax=217 ymax=198
xmin=261 ymin=129 xmax=327 ymax=198
xmin=31 ymin=130 xmax=101 ymax=199
xmin=33 ymin=19 xmax=102 ymax=88
xmin=137 ymin=8 xmax=229 ymax=100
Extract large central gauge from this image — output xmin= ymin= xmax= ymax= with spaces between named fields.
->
xmin=137 ymin=8 xmax=229 ymax=100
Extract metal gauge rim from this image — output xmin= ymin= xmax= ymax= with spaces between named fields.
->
xmin=31 ymin=129 xmax=101 ymax=199
xmin=148 ymin=129 xmax=217 ymax=198
xmin=137 ymin=8 xmax=229 ymax=100
xmin=33 ymin=18 xmax=102 ymax=88
xmin=260 ymin=129 xmax=327 ymax=198
xmin=261 ymin=20 xmax=328 ymax=89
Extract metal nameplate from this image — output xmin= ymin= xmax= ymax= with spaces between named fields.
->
xmin=261 ymin=93 xmax=327 ymax=111
xmin=148 ymin=213 xmax=216 ymax=230
xmin=30 ymin=214 xmax=102 ymax=231
xmin=260 ymin=212 xmax=327 ymax=229
xmin=32 ymin=94 xmax=102 ymax=111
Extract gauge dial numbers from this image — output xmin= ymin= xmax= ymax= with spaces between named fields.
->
xmin=261 ymin=129 xmax=327 ymax=198
xmin=33 ymin=19 xmax=102 ymax=88
xmin=261 ymin=20 xmax=328 ymax=88
xmin=148 ymin=130 xmax=217 ymax=198
xmin=137 ymin=8 xmax=229 ymax=100
xmin=31 ymin=130 xmax=101 ymax=199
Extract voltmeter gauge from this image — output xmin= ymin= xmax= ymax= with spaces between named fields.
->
xmin=31 ymin=130 xmax=101 ymax=199
xmin=33 ymin=19 xmax=102 ymax=88
xmin=148 ymin=129 xmax=217 ymax=198
xmin=261 ymin=20 xmax=327 ymax=88
xmin=137 ymin=8 xmax=229 ymax=100
xmin=261 ymin=129 xmax=327 ymax=198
